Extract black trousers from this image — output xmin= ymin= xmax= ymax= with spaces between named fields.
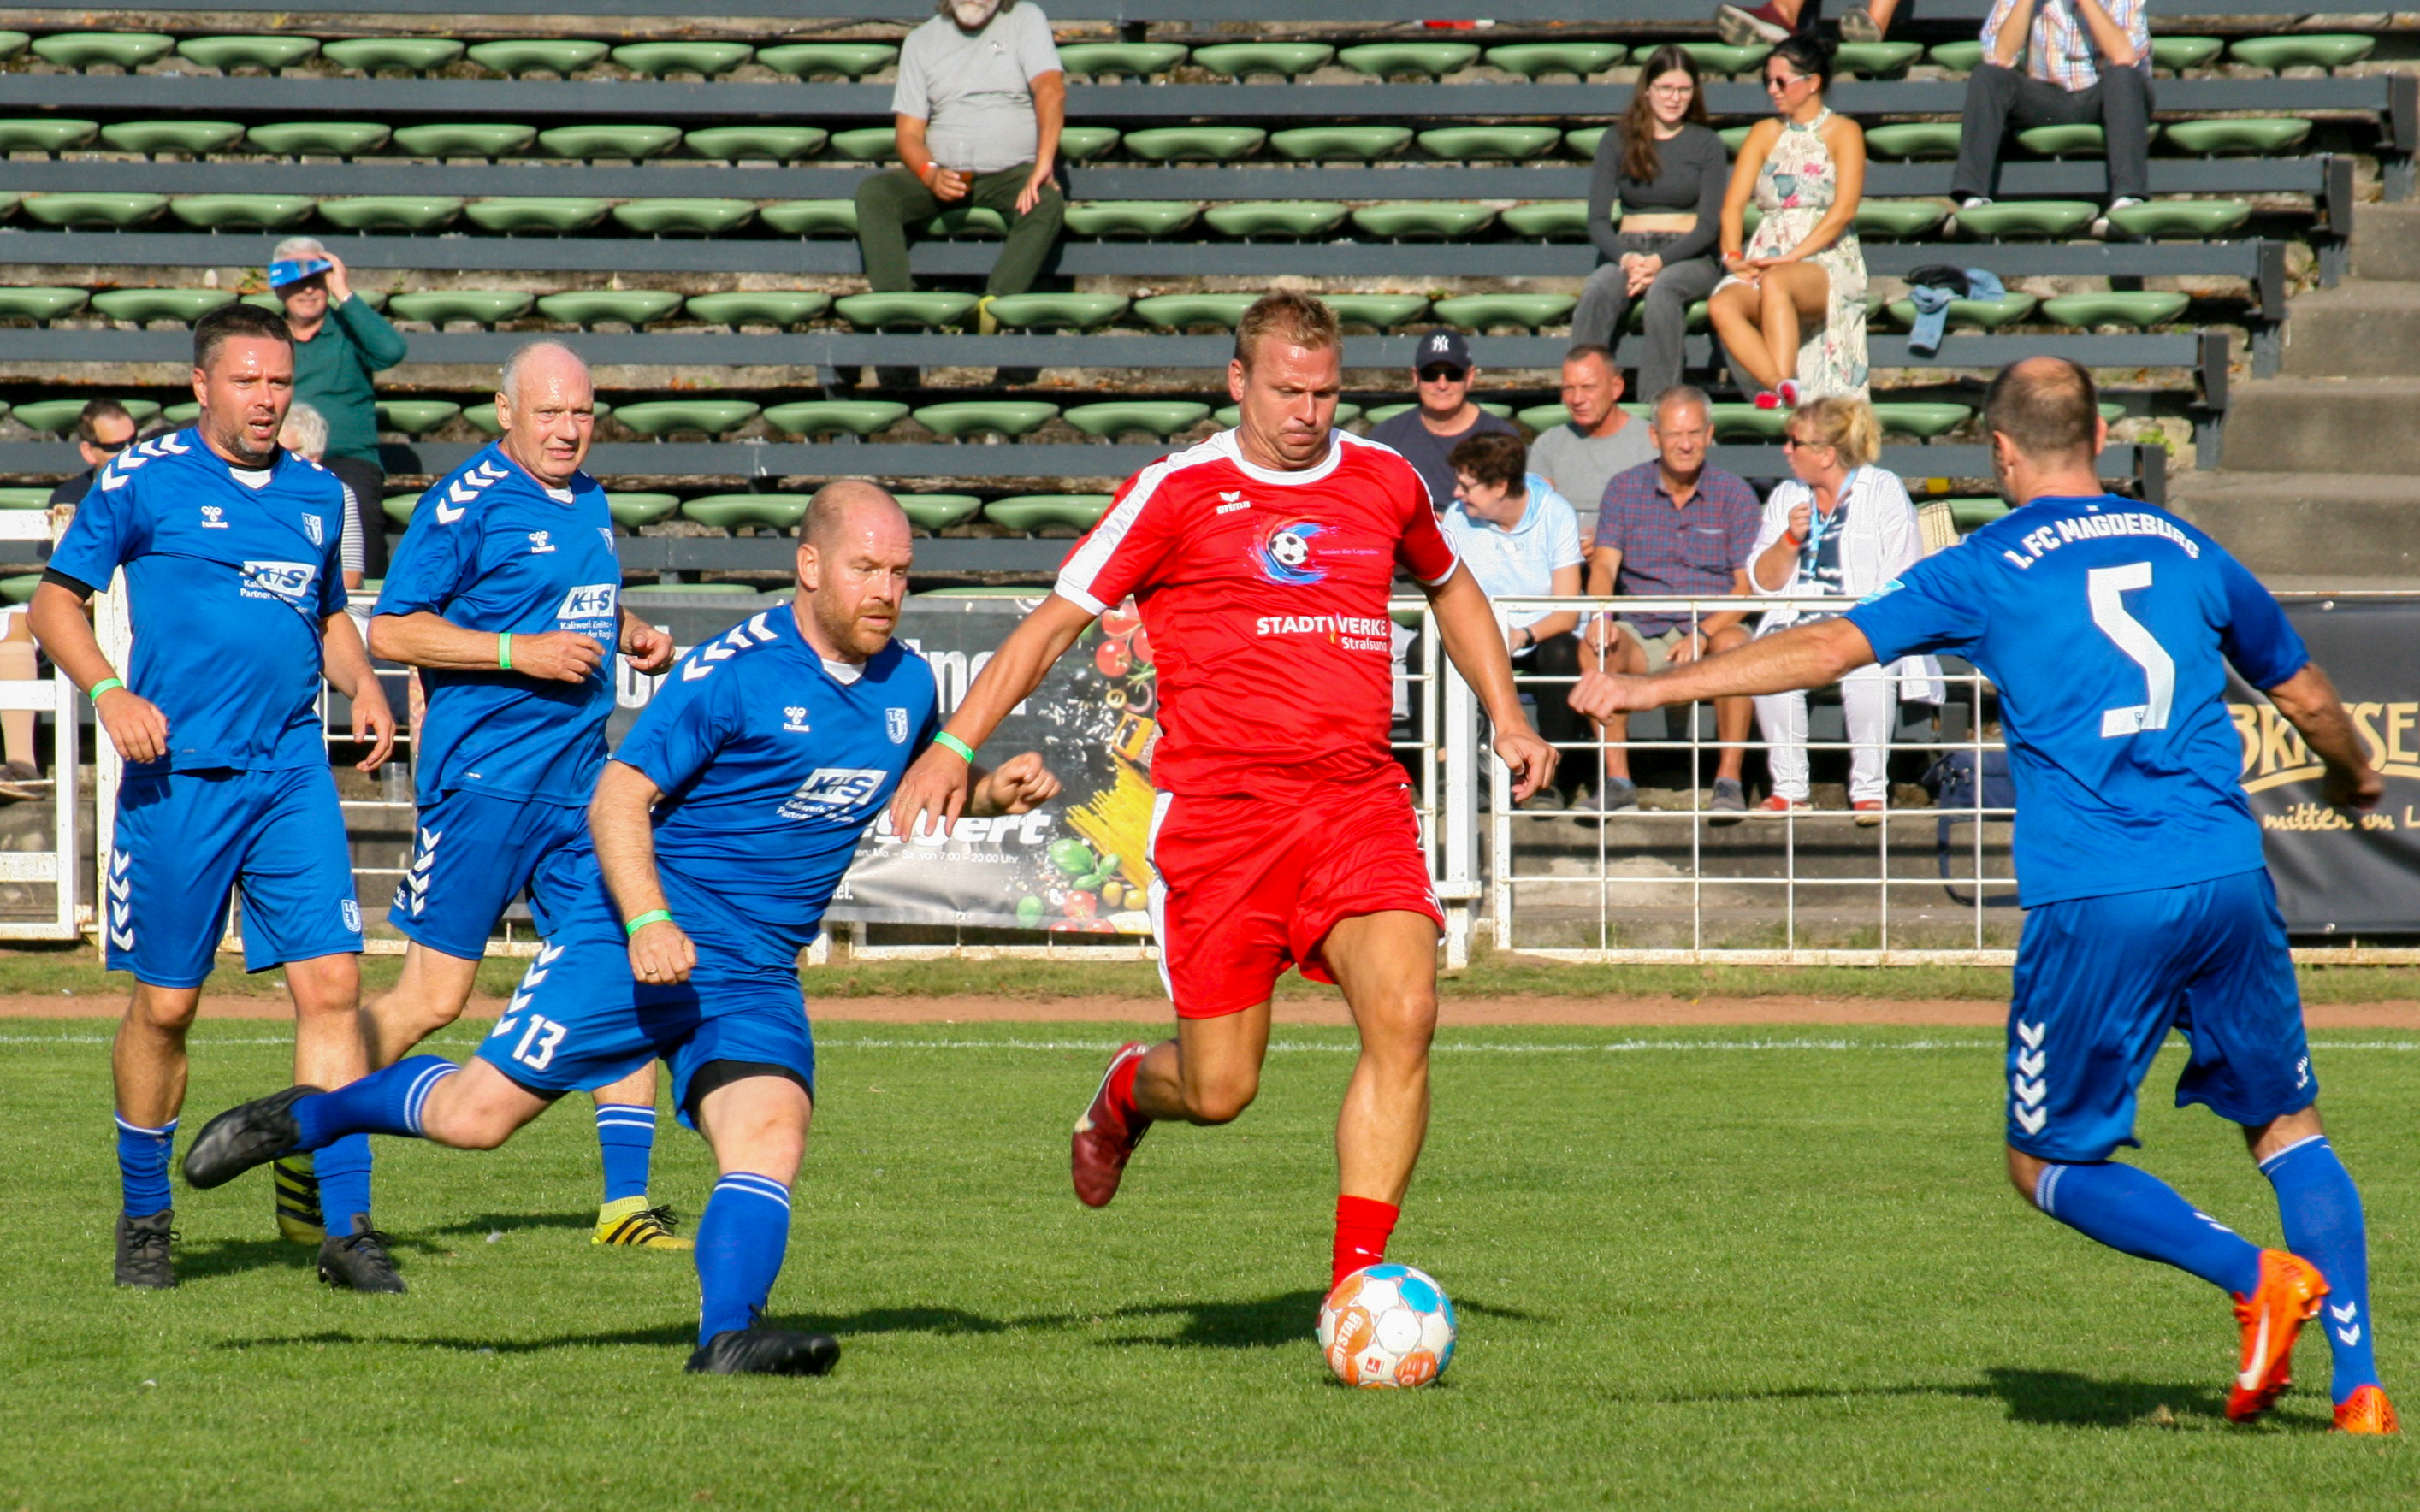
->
xmin=323 ymin=453 xmax=388 ymax=578
xmin=1950 ymin=61 xmax=2154 ymax=203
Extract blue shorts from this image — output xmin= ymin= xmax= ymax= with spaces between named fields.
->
xmin=109 ymin=765 xmax=363 ymax=988
xmin=2007 ymin=868 xmax=2315 ymax=1162
xmin=471 ymin=931 xmax=814 ymax=1129
xmin=390 ymin=788 xmax=592 ymax=960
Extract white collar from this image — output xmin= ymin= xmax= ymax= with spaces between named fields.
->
xmin=1215 ymin=426 xmax=1345 ymax=487
xmin=820 ymin=655 xmax=864 ymax=686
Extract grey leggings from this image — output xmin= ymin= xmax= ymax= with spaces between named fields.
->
xmin=1571 ymin=230 xmax=1724 ymax=400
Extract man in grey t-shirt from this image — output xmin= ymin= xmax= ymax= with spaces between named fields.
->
xmin=853 ymin=0 xmax=1067 ymax=314
xmin=1527 ymin=345 xmax=1658 ymax=539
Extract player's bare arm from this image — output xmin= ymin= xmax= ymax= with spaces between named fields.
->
xmin=617 ymin=608 xmax=676 ymax=674
xmin=368 ymin=611 xmax=604 ymax=684
xmin=1423 ymin=562 xmax=1558 ymax=801
xmin=967 ymin=751 xmax=1062 ymax=818
xmin=28 ymin=579 xmax=169 ymax=764
xmin=320 ymin=610 xmax=397 ymax=771
xmin=1572 ymin=615 xmax=1876 ymax=720
xmin=890 ymin=593 xmax=1093 ymax=838
xmin=590 ymin=759 xmax=695 ymax=987
xmin=2265 ymin=660 xmax=2384 ymax=811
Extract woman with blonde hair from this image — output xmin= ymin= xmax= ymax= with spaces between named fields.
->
xmin=1743 ymin=395 xmax=1937 ymax=818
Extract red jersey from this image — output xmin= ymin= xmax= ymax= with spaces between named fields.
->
xmin=1056 ymin=428 xmax=1460 ymax=797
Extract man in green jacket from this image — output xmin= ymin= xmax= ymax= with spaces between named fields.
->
xmin=272 ymin=237 xmax=407 ymax=575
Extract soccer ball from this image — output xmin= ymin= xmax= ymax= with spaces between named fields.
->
xmin=1269 ymin=529 xmax=1311 ymax=567
xmin=1318 ymin=1263 xmax=1457 ymax=1388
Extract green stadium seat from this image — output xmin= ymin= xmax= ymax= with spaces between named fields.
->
xmin=465 ymin=39 xmax=607 ymax=76
xmin=834 ymin=292 xmax=979 ymax=329
xmin=684 ymin=292 xmax=831 ymax=328
xmin=375 ymin=400 xmax=462 ymax=435
xmin=1133 ymin=293 xmax=1259 ymax=331
xmin=393 ymin=123 xmax=537 ymax=158
xmin=762 ymin=400 xmax=909 ymax=436
xmin=0 ymin=573 xmax=43 ymax=604
xmin=463 ymin=402 xmax=606 ymax=437
xmin=913 ymin=401 xmax=1060 ymax=438
xmin=760 ymin=199 xmax=858 ymax=236
xmin=1948 ymin=498 xmax=2010 ymax=532
xmin=1057 ymin=126 xmax=1121 ymax=161
xmin=1351 ymin=203 xmax=1498 ymax=239
xmin=1337 ymin=43 xmax=1479 ymax=79
xmin=321 ymin=38 xmax=464 ymax=74
xmin=1268 ymin=126 xmax=1412 ymax=162
xmin=899 ymin=494 xmax=984 ymax=531
xmin=382 ymin=493 xmax=420 ymax=528
xmin=2099 ymin=403 xmax=2126 ymax=422
xmin=1190 ymin=43 xmax=1333 ymax=79
xmin=385 ymin=290 xmax=535 ymax=325
xmin=827 ymin=127 xmax=898 ymax=162
xmin=1517 ymin=404 xmax=1571 ymax=431
xmin=169 ymin=194 xmax=317 ymax=231
xmin=248 ymin=121 xmax=391 ymax=157
xmin=1831 ymin=41 xmax=1923 ymax=75
xmin=2162 ymin=118 xmax=2312 ymax=155
xmin=2151 ymin=37 xmax=2223 ymax=72
xmin=1929 ymin=41 xmax=1985 ymax=71
xmin=1056 ymin=42 xmax=1186 ymax=77
xmin=1864 ymin=122 xmax=1962 ymax=158
xmin=1432 ymin=293 xmax=1578 ymax=332
xmin=1203 ymin=201 xmax=1348 ymax=238
xmin=317 ymin=196 xmax=464 ymax=232
xmin=680 ymin=493 xmax=807 ymax=531
xmin=985 ymin=495 xmax=1112 ymax=532
xmin=538 ymin=124 xmax=683 ymax=160
xmin=2104 ymin=198 xmax=2250 ymax=238
xmin=535 ymin=290 xmax=684 ymax=327
xmin=685 ymin=126 xmax=827 ymax=162
xmin=21 ymin=193 xmax=168 ymax=227
xmin=1325 ymin=294 xmax=1430 ymax=329
xmin=31 ymin=32 xmax=173 ymax=69
xmin=2016 ymin=124 xmax=2115 ymax=157
xmin=463 ymin=198 xmax=611 ymax=233
xmin=2039 ymin=291 xmax=2190 ymax=328
xmin=1677 ymin=42 xmax=1771 ymax=75
xmin=605 ymin=492 xmax=680 ymax=528
xmin=1564 ymin=127 xmax=1606 ymax=158
xmin=1062 ymin=401 xmax=1211 ymax=438
xmin=1214 ymin=403 xmax=1360 ymax=428
xmin=1883 ymin=292 xmax=2038 ymax=329
xmin=15 ymin=398 xmax=149 ymax=434
xmin=1706 ymin=403 xmax=1790 ymax=440
xmin=1870 ymin=402 xmax=1972 ymax=438
xmin=101 ymin=121 xmax=244 ymax=155
xmin=0 ymin=33 xmax=21 ymax=62
xmin=613 ymin=400 xmax=762 ymax=437
xmin=158 ymin=403 xmax=198 ymax=423
xmin=1121 ymin=127 xmax=1265 ymax=162
xmin=1952 ymin=200 xmax=2098 ymax=239
xmin=980 ymin=294 xmax=1129 ymax=331
xmin=0 ymin=119 xmax=98 ymax=152
xmin=1062 ymin=200 xmax=1200 ymax=238
xmin=1719 ymin=124 xmax=1754 ymax=153
xmin=1483 ymin=42 xmax=1623 ymax=79
xmin=176 ymin=36 xmax=320 ymax=71
xmin=2229 ymin=33 xmax=2374 ymax=71
xmin=1854 ymin=199 xmax=1949 ymax=239
xmin=920 ymin=206 xmax=1009 ymax=239
xmin=1417 ymin=126 xmax=1562 ymax=161
xmin=757 ymin=43 xmax=897 ymax=78
xmin=92 ymin=288 xmax=238 ymax=323
xmin=612 ymin=199 xmax=757 ymax=235
xmin=611 ymin=42 xmax=752 ymax=76
xmin=1500 ymin=201 xmax=1589 ymax=239
xmin=0 ymin=488 xmax=50 ymax=511
xmin=0 ymin=288 xmax=89 ymax=322
xmin=1624 ymin=298 xmax=1713 ymax=334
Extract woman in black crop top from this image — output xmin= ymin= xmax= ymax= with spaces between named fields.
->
xmin=1571 ymin=45 xmax=1731 ymax=400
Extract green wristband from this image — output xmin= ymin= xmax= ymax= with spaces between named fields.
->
xmin=624 ymin=909 xmax=672 ymax=936
xmin=89 ymin=677 xmax=123 ymax=702
xmin=932 ymin=730 xmax=977 ymax=763
xmin=497 ymin=631 xmax=512 ymax=671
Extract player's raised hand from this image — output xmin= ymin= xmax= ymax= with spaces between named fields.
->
xmin=349 ymin=677 xmax=398 ymax=771
xmin=974 ymin=751 xmax=1061 ymax=815
xmin=618 ymin=618 xmax=675 ymax=676
xmin=626 ymin=918 xmax=695 ymax=987
xmin=890 ymin=742 xmax=973 ymax=843
xmin=93 ymin=686 xmax=168 ymax=765
xmin=508 ymin=629 xmax=606 ymax=683
xmin=1569 ymin=669 xmax=1662 ymax=724
xmin=1494 ymin=722 xmax=1559 ymax=803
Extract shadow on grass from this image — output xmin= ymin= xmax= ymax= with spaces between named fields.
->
xmin=424 ymin=1211 xmax=596 ymax=1237
xmin=1659 ymin=1369 xmax=2230 ymax=1427
xmin=1099 ymin=1291 xmax=1536 ymax=1350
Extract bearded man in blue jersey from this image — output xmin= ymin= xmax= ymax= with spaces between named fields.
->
xmin=28 ymin=303 xmax=399 ymax=1291
xmin=1571 ymin=357 xmax=2396 ymax=1434
xmin=186 ymin=481 xmax=1059 ymax=1376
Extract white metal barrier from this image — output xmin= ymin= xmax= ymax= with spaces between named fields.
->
xmin=0 ymin=511 xmax=82 ymax=942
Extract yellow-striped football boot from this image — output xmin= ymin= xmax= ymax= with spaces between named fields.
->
xmin=595 ymin=1196 xmax=690 ymax=1249
xmin=273 ymin=1155 xmax=325 ymax=1244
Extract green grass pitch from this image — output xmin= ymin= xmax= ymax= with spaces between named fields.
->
xmin=4 ymin=1018 xmax=2413 ymax=1509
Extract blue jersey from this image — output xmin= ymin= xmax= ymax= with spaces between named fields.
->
xmin=50 ymin=429 xmax=347 ymax=772
xmin=1848 ymin=493 xmax=2307 ymax=907
xmin=613 ymin=605 xmax=939 ymax=975
xmin=373 ymin=445 xmax=622 ymax=806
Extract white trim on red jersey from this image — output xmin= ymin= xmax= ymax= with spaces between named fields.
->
xmin=1051 ymin=434 xmax=1227 ymax=617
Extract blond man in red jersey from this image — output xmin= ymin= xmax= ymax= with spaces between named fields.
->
xmin=890 ymin=292 xmax=1554 ymax=1290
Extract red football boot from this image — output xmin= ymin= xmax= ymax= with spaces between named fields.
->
xmin=1072 ymin=1041 xmax=1152 ymax=1208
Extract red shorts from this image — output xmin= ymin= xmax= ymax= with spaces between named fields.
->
xmin=1145 ymin=780 xmax=1444 ymax=1019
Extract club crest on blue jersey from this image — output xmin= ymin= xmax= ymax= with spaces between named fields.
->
xmin=778 ymin=766 xmax=887 ymax=822
xmin=886 ymin=707 xmax=910 ymax=743
xmin=304 ymin=513 xmax=323 ymax=546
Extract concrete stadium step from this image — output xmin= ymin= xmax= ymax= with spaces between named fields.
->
xmin=2278 ymin=281 xmax=2420 ymax=379
xmin=2218 ymin=378 xmax=2420 ymax=475
xmin=2169 ymin=470 xmax=2420 ymax=584
xmin=2351 ymin=203 xmax=2420 ymax=283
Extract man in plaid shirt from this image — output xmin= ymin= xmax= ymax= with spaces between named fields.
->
xmin=1950 ymin=0 xmax=2151 ymax=238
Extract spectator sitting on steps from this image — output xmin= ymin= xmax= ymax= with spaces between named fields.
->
xmin=1949 ymin=0 xmax=2151 ymax=239
xmin=1366 ymin=330 xmax=1521 ymax=513
xmin=46 ymin=399 xmax=136 ymax=508
xmin=1528 ymin=345 xmax=1659 ymax=542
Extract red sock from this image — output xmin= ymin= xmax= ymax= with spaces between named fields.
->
xmin=1105 ymin=1048 xmax=1145 ymax=1128
xmin=1332 ymin=1195 xmax=1400 ymax=1288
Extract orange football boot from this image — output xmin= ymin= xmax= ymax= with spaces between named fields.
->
xmin=2334 ymin=1385 xmax=2400 ymax=1435
xmin=2227 ymin=1249 xmax=2329 ymax=1423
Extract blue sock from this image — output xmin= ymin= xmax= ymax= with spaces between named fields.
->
xmin=2034 ymin=1161 xmax=2264 ymax=1296
xmin=695 ymin=1172 xmax=793 ymax=1345
xmin=594 ymin=1104 xmax=658 ymax=1206
xmin=314 ymin=1134 xmax=374 ymax=1231
xmin=115 ymin=1115 xmax=175 ymax=1217
xmin=291 ymin=1056 xmax=459 ymax=1147
xmin=2262 ymin=1135 xmax=2379 ymax=1404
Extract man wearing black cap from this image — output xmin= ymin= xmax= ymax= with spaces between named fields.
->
xmin=272 ymin=237 xmax=407 ymax=576
xmin=1365 ymin=330 xmax=1522 ymax=512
